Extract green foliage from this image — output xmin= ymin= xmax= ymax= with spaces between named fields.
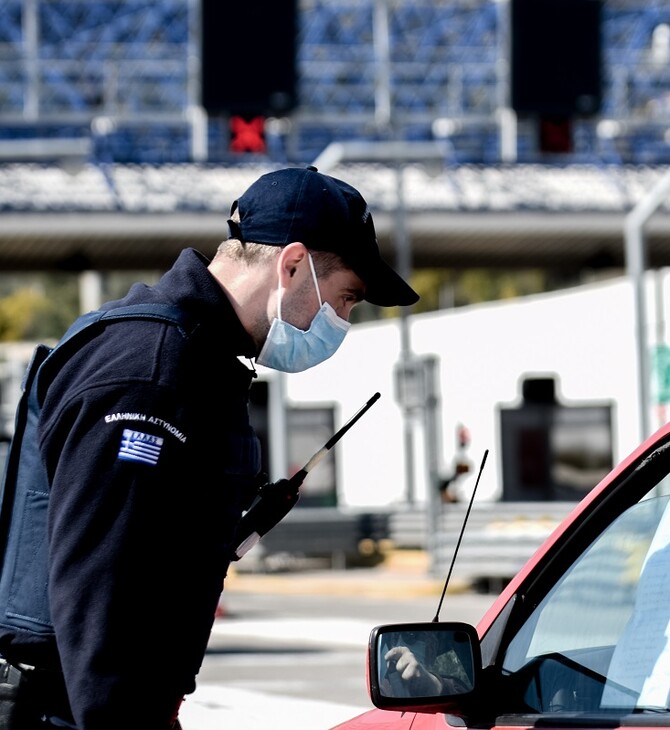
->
xmin=352 ymin=269 xmax=549 ymax=323
xmin=0 ymin=275 xmax=80 ymax=342
xmin=413 ymin=269 xmax=550 ymax=311
xmin=0 ymin=288 xmax=47 ymax=341
xmin=0 ymin=267 xmax=551 ymax=338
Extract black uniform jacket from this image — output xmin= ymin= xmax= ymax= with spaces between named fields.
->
xmin=11 ymin=249 xmax=262 ymax=729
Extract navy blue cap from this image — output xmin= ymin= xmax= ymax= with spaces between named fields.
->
xmin=228 ymin=166 xmax=419 ymax=307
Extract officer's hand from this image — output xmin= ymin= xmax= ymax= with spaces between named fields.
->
xmin=232 ymin=478 xmax=300 ymax=560
xmin=258 ymin=478 xmax=300 ymax=502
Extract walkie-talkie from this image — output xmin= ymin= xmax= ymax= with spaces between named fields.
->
xmin=233 ymin=392 xmax=381 ymax=560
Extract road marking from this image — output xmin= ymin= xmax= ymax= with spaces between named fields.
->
xmin=210 ymin=617 xmax=374 ymax=648
xmin=179 ymin=684 xmax=369 ymax=730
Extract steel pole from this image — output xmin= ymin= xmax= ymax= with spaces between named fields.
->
xmin=624 ymin=169 xmax=670 ymax=440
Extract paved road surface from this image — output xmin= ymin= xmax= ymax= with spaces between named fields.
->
xmin=178 ymin=561 xmax=497 ymax=730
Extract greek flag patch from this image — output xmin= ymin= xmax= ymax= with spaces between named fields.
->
xmin=117 ymin=429 xmax=163 ymax=466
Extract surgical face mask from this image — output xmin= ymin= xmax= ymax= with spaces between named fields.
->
xmin=256 ymin=255 xmax=351 ymax=373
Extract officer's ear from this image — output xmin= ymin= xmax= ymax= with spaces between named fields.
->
xmin=277 ymin=242 xmax=309 ymax=288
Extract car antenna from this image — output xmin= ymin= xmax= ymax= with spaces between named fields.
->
xmin=432 ymin=449 xmax=489 ymax=623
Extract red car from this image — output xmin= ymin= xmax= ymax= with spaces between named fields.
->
xmin=334 ymin=422 xmax=670 ymax=730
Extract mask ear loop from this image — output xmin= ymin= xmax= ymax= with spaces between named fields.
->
xmin=277 ymin=253 xmax=321 ymax=324
xmin=307 ymin=253 xmax=323 ymax=306
xmin=276 ymin=249 xmax=290 ymax=322
xmin=275 ymin=280 xmax=285 ymax=323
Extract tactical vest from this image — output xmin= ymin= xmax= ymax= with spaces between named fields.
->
xmin=0 ymin=304 xmax=193 ymax=637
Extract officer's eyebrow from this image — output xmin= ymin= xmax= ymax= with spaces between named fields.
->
xmin=345 ymin=286 xmax=365 ymax=303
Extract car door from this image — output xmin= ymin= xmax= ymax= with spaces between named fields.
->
xmin=342 ymin=422 xmax=670 ymax=730
xmin=478 ymin=422 xmax=670 ymax=726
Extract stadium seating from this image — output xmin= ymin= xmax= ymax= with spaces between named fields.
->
xmin=1 ymin=1 xmax=670 ymax=165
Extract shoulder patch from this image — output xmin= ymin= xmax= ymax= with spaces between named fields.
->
xmin=117 ymin=429 xmax=164 ymax=466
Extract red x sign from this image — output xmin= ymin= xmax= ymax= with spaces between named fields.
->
xmin=229 ymin=116 xmax=266 ymax=154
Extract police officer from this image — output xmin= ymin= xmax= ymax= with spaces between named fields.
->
xmin=0 ymin=166 xmax=418 ymax=729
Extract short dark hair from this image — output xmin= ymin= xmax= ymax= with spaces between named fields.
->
xmin=215 ymin=238 xmax=278 ymax=264
xmin=215 ymin=238 xmax=346 ymax=281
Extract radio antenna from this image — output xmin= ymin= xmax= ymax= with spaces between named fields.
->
xmin=233 ymin=392 xmax=381 ymax=560
xmin=432 ymin=449 xmax=489 ymax=623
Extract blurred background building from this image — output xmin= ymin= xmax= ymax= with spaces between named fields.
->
xmin=2 ymin=1 xmax=670 ymax=289
xmin=3 ymin=1 xmax=670 ymax=278
xmin=3 ymin=0 xmax=670 ymax=579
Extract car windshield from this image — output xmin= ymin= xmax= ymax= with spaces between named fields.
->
xmin=501 ymin=487 xmax=670 ymax=715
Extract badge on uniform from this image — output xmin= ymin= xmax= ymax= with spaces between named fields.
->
xmin=117 ymin=429 xmax=164 ymax=466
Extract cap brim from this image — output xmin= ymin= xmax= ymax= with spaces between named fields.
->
xmin=358 ymin=258 xmax=420 ymax=307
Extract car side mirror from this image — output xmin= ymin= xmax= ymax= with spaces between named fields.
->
xmin=368 ymin=622 xmax=482 ymax=714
